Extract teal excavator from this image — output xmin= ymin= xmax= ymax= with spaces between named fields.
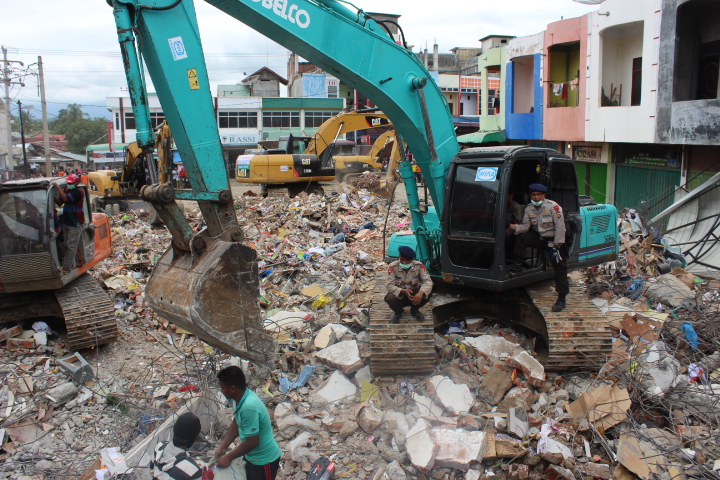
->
xmin=106 ymin=0 xmax=618 ymax=372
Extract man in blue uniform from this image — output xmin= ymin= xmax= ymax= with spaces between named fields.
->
xmin=385 ymin=246 xmax=433 ymax=323
xmin=509 ymin=183 xmax=569 ymax=312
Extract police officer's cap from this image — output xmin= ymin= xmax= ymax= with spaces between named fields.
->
xmin=398 ymin=246 xmax=416 ymax=260
xmin=528 ymin=183 xmax=547 ymax=193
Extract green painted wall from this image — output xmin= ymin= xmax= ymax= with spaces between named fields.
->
xmin=262 ymin=98 xmax=344 ymax=109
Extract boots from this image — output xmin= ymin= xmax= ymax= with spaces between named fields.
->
xmin=552 ymin=295 xmax=567 ymax=312
xmin=391 ymin=311 xmax=402 ymax=324
xmin=410 ymin=306 xmax=425 ymax=322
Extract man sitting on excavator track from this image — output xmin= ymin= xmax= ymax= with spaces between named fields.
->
xmin=508 ymin=183 xmax=569 ymax=312
xmin=385 ymin=246 xmax=433 ymax=324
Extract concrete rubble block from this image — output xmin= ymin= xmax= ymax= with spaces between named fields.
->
xmin=357 ymin=406 xmax=384 ymax=433
xmin=314 ymin=326 xmax=337 ymax=350
xmin=287 ymin=431 xmax=319 ymax=463
xmin=545 ymin=464 xmax=576 ymax=480
xmin=507 ymin=350 xmax=545 ymax=387
xmin=427 ymin=375 xmax=474 ymax=415
xmin=338 ymin=420 xmax=359 ymax=440
xmin=413 ymin=393 xmax=444 ymax=419
xmin=495 ymin=440 xmax=527 ymax=459
xmin=498 ymin=386 xmax=533 ymax=411
xmin=385 ymin=460 xmax=408 ymax=480
xmin=464 ymin=469 xmax=481 ymax=480
xmin=463 ymin=335 xmax=519 ymax=362
xmin=506 ymin=464 xmax=530 ymax=479
xmin=321 ymin=413 xmax=351 ymax=433
xmin=383 ymin=411 xmax=410 ymax=434
xmin=276 ymin=414 xmax=321 ymax=432
xmin=274 ymin=402 xmax=295 ymax=420
xmin=577 ymin=462 xmax=612 ymax=479
xmin=406 ymin=419 xmax=438 ymax=472
xmin=45 ymin=382 xmax=78 ymax=405
xmin=327 ymin=323 xmax=351 ymax=338
xmin=314 ymin=340 xmax=364 ymax=374
xmin=312 ymin=370 xmax=357 ymax=406
xmin=382 ymin=448 xmax=406 ymax=464
xmin=635 ymin=341 xmax=683 ymax=397
xmin=477 ymin=367 xmax=514 ymax=406
xmin=353 ymin=365 xmax=373 ymax=387
xmin=430 ymin=428 xmax=487 ymax=471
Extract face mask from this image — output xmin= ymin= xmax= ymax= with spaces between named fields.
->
xmin=68 ymin=184 xmax=77 ymax=190
xmin=400 ymin=262 xmax=412 ymax=270
xmin=531 ymin=199 xmax=543 ymax=207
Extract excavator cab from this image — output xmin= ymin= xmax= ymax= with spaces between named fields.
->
xmin=422 ymin=146 xmax=617 ymax=291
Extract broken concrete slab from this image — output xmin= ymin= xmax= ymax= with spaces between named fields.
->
xmin=577 ymin=462 xmax=612 ymax=479
xmin=507 ymin=350 xmax=545 ymax=387
xmin=312 ymin=370 xmax=357 ymax=405
xmin=430 ymin=428 xmax=487 ymax=470
xmin=45 ymin=382 xmax=78 ymax=405
xmin=545 ymin=464 xmax=576 ymax=480
xmin=464 ymin=470 xmax=481 ymax=480
xmin=406 ymin=418 xmax=437 ymax=471
xmin=463 ymin=335 xmax=519 ymax=363
xmin=314 ymin=325 xmax=337 ymax=350
xmin=276 ymin=414 xmax=321 ymax=432
xmin=383 ymin=411 xmax=410 ymax=434
xmin=413 ymin=393 xmax=444 ymax=419
xmin=634 ymin=341 xmax=683 ymax=397
xmin=352 ymin=365 xmax=373 ymax=388
xmin=385 ymin=461 xmax=408 ymax=480
xmin=314 ymin=340 xmax=364 ymax=374
xmin=427 ymin=375 xmax=474 ymax=415
xmin=477 ymin=367 xmax=513 ymax=405
xmin=357 ymin=405 xmax=384 ymax=433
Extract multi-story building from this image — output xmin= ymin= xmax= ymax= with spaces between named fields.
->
xmin=101 ymin=68 xmax=343 ymax=176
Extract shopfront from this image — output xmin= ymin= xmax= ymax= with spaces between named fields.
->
xmin=613 ymin=143 xmax=682 ymax=222
xmin=571 ymin=142 xmax=608 ymax=204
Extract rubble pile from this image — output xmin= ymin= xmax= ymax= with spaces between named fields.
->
xmin=1 ymin=192 xmax=720 ymax=479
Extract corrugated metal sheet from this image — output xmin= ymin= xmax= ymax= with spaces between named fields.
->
xmin=652 ymin=173 xmax=720 ymax=275
xmin=615 ymin=165 xmax=680 ymax=230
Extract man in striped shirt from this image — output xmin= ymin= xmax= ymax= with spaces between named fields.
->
xmin=151 ymin=412 xmax=203 ymax=480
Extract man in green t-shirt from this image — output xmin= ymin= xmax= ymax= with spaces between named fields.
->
xmin=214 ymin=366 xmax=282 ymax=480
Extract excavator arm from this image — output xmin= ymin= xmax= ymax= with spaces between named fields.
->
xmin=107 ymin=0 xmax=458 ymax=364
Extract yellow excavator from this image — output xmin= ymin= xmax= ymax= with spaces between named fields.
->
xmin=235 ymin=110 xmax=393 ymax=195
xmin=88 ymin=121 xmax=174 ymax=211
xmin=333 ymin=129 xmax=402 ymax=183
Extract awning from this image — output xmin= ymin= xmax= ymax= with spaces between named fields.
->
xmin=457 ymin=130 xmax=505 ymax=144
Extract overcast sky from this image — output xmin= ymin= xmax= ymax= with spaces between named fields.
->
xmin=1 ymin=0 xmax=599 ymax=120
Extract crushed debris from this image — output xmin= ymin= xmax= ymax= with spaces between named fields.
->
xmin=1 ymin=187 xmax=720 ymax=480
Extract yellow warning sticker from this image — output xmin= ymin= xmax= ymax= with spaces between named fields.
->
xmin=187 ymin=68 xmax=199 ymax=90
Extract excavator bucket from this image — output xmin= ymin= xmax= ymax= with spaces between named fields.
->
xmin=145 ymin=238 xmax=276 ymax=366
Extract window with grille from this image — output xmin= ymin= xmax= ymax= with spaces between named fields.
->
xmin=327 ymin=85 xmax=339 ymax=98
xmin=262 ymin=111 xmax=300 ymax=128
xmin=219 ymin=111 xmax=258 ymax=128
xmin=304 ymin=111 xmax=337 ymax=128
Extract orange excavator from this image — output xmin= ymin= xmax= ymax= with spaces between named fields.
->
xmin=0 ymin=177 xmax=117 ymax=350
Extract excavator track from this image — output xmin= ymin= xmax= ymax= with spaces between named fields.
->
xmin=525 ymin=280 xmax=612 ymax=370
xmin=55 ymin=274 xmax=118 ymax=351
xmin=369 ymin=272 xmax=436 ymax=376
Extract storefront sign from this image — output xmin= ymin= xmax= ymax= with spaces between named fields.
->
xmin=220 ymin=133 xmax=259 ymax=145
xmin=574 ymin=145 xmax=604 ymax=163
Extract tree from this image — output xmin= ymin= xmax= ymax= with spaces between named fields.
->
xmin=10 ymin=108 xmax=43 ymax=137
xmin=50 ymin=104 xmax=108 ymax=154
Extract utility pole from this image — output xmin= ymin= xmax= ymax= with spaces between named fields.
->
xmin=38 ymin=56 xmax=52 ymax=177
xmin=2 ymin=46 xmax=24 ymax=176
xmin=17 ymin=101 xmax=28 ymax=178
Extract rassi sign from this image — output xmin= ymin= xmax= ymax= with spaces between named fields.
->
xmin=253 ymin=0 xmax=311 ymax=28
